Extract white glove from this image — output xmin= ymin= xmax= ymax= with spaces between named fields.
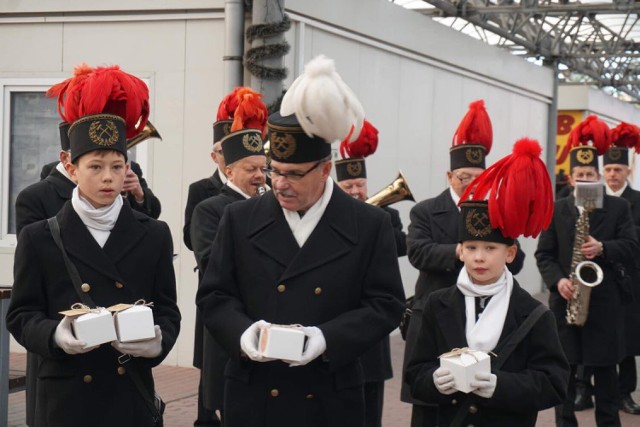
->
xmin=289 ymin=326 xmax=326 ymax=367
xmin=433 ymin=367 xmax=457 ymax=395
xmin=240 ymin=320 xmax=273 ymax=362
xmin=53 ymin=316 xmax=98 ymax=355
xmin=111 ymin=325 xmax=163 ymax=358
xmin=470 ymin=371 xmax=497 ymax=398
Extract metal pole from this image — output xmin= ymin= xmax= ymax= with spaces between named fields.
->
xmin=224 ymin=0 xmax=245 ymax=92
xmin=249 ymin=0 xmax=286 ymax=107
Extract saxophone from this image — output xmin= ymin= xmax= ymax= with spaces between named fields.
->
xmin=565 ymin=203 xmax=604 ymax=326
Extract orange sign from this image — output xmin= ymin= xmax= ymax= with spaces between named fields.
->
xmin=556 ymin=111 xmax=584 ymax=185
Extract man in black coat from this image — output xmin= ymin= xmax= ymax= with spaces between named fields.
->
xmin=536 ymin=142 xmax=638 ymax=427
xmin=183 ymin=140 xmax=226 ymax=251
xmin=190 ymin=127 xmax=267 ymax=422
xmin=196 ymin=109 xmax=405 ymax=427
xmin=334 ymin=155 xmax=406 ymax=427
xmin=601 ymin=143 xmax=640 ymax=414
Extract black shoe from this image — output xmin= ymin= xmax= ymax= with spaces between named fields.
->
xmin=574 ymin=391 xmax=594 ymax=411
xmin=620 ymin=395 xmax=640 ymax=415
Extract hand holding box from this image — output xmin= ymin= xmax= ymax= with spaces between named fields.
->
xmin=59 ymin=306 xmax=118 ymax=349
xmin=439 ymin=348 xmax=491 ymax=394
xmin=259 ymin=324 xmax=305 ymax=362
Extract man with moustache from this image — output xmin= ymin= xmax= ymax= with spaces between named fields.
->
xmin=196 ymin=56 xmax=405 ymax=427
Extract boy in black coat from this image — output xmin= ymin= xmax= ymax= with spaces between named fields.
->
xmin=407 ymin=139 xmax=569 ymax=427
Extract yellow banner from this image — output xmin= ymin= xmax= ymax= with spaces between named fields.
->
xmin=556 ymin=111 xmax=584 ymax=185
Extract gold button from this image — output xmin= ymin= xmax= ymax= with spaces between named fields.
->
xmin=306 ymin=394 xmax=314 ymax=399
xmin=277 ymin=284 xmax=286 ymax=293
xmin=451 ymin=399 xmax=458 ymax=405
xmin=270 ymin=389 xmax=279 ymax=397
xmin=115 ymin=281 xmax=124 ymax=289
xmin=468 ymin=404 xmax=478 ymax=414
xmin=81 ymin=283 xmax=91 ymax=293
xmin=314 ymin=287 xmax=322 ymax=295
xmin=117 ymin=367 xmax=126 ymax=375
xmin=83 ymin=375 xmax=93 ymax=383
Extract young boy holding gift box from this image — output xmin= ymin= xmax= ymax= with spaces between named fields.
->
xmin=7 ymin=65 xmax=180 ymax=427
xmin=406 ymin=139 xmax=570 ymax=427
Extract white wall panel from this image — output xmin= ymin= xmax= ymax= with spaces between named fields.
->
xmin=0 ymin=24 xmax=63 ymax=71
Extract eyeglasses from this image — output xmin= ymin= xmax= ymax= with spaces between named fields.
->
xmin=454 ymin=173 xmax=478 ymax=185
xmin=263 ymin=161 xmax=323 ymax=182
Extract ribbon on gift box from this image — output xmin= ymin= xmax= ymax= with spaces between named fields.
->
xmin=438 ymin=347 xmax=496 ymax=360
xmin=107 ymin=299 xmax=154 ymax=313
xmin=59 ymin=302 xmax=107 ymax=316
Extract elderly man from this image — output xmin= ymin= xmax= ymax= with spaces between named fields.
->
xmin=196 ymin=56 xmax=405 ymax=427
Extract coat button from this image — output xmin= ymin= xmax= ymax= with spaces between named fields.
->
xmin=117 ymin=367 xmax=126 ymax=375
xmin=277 ymin=284 xmax=286 ymax=293
xmin=115 ymin=281 xmax=124 ymax=289
xmin=83 ymin=375 xmax=93 ymax=383
xmin=306 ymin=393 xmax=314 ymax=399
xmin=468 ymin=404 xmax=478 ymax=414
xmin=81 ymin=283 xmax=91 ymax=293
xmin=270 ymin=389 xmax=279 ymax=397
xmin=314 ymin=287 xmax=322 ymax=295
xmin=451 ymin=399 xmax=458 ymax=405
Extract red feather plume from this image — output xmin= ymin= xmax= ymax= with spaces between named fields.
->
xmin=611 ymin=122 xmax=640 ymax=150
xmin=460 ymin=138 xmax=553 ymax=238
xmin=216 ymin=87 xmax=243 ymax=121
xmin=567 ymin=115 xmax=611 ymax=155
xmin=230 ymin=88 xmax=268 ymax=137
xmin=339 ymin=119 xmax=379 ymax=159
xmin=62 ymin=65 xmax=150 ymax=139
xmin=451 ymin=100 xmax=493 ymax=154
xmin=46 ymin=63 xmax=94 ymax=122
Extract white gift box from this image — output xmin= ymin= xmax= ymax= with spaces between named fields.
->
xmin=259 ymin=325 xmax=305 ymax=362
xmin=440 ymin=349 xmax=491 ymax=394
xmin=72 ymin=308 xmax=117 ymax=348
xmin=113 ymin=305 xmax=155 ymax=343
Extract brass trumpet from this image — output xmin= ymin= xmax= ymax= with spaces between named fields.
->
xmin=366 ymin=171 xmax=415 ymax=208
xmin=127 ymin=121 xmax=162 ymax=150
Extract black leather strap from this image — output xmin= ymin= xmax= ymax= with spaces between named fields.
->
xmin=47 ymin=217 xmax=95 ymax=307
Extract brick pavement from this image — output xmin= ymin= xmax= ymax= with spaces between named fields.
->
xmin=8 ymin=336 xmax=640 ymax=426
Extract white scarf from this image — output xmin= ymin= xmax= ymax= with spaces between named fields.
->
xmin=55 ymin=161 xmax=73 ymax=182
xmin=283 ymin=177 xmax=333 ymax=247
xmin=605 ymin=182 xmax=627 ymax=197
xmin=226 ymin=181 xmax=251 ymax=199
xmin=71 ymin=187 xmax=123 ymax=248
xmin=456 ymin=266 xmax=513 ymax=352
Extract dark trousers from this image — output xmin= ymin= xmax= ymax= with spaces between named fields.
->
xmin=364 ymin=382 xmax=384 ymax=427
xmin=618 ymin=356 xmax=637 ymax=395
xmin=195 ymin=371 xmax=222 ymax=427
xmin=556 ymin=364 xmax=621 ymax=427
xmin=410 ymin=404 xmax=438 ymax=427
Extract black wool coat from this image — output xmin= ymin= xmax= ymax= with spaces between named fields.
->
xmin=535 ymin=194 xmax=638 ymax=365
xmin=402 ymin=189 xmax=525 ymax=405
xmin=405 ymin=282 xmax=569 ymax=427
xmin=6 ymin=202 xmax=181 ymax=427
xmin=183 ymin=169 xmax=224 ymax=250
xmin=619 ymin=186 xmax=640 ymax=355
xmin=189 ymin=184 xmax=246 ymax=408
xmin=196 ymin=184 xmax=406 ymax=427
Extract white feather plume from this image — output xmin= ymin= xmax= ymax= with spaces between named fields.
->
xmin=280 ymin=55 xmax=364 ymax=144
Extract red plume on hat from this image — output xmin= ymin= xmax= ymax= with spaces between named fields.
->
xmin=46 ymin=63 xmax=95 ymax=121
xmin=460 ymin=138 xmax=553 ymax=238
xmin=339 ymin=119 xmax=378 ymax=159
xmin=567 ymin=115 xmax=611 ymax=155
xmin=229 ymin=87 xmax=268 ymax=137
xmin=217 ymin=87 xmax=243 ymax=121
xmin=452 ymin=100 xmax=493 ymax=154
xmin=61 ymin=65 xmax=150 ymax=139
xmin=611 ymin=122 xmax=640 ymax=151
